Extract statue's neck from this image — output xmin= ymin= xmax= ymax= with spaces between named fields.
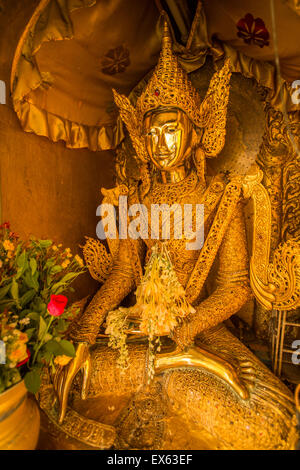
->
xmin=159 ymin=165 xmax=188 ymax=183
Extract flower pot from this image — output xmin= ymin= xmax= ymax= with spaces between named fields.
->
xmin=0 ymin=380 xmax=40 ymax=449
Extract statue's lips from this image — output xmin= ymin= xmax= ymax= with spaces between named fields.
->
xmin=156 ymin=152 xmax=175 ymax=161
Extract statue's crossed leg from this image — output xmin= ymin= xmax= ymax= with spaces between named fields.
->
xmin=52 ymin=339 xmax=250 ymax=428
xmin=155 ymin=344 xmax=250 ymax=400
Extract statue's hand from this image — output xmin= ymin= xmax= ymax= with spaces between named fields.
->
xmin=53 ymin=342 xmax=91 ymax=424
xmin=171 ymin=320 xmax=194 ymax=350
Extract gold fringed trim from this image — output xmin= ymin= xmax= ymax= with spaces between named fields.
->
xmin=13 ymin=100 xmax=124 ymax=151
xmin=10 ymin=0 xmax=125 ymax=151
xmin=10 ymin=0 xmax=298 ymax=151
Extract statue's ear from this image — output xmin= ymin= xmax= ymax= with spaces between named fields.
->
xmin=112 ymin=89 xmax=149 ymax=163
xmin=191 ymin=126 xmax=203 ymax=150
xmin=201 ymin=59 xmax=232 ymax=157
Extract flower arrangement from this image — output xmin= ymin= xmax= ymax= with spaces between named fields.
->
xmin=106 ymin=243 xmax=195 ymax=380
xmin=0 ymin=222 xmax=85 ymax=394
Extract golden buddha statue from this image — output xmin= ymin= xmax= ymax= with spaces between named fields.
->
xmin=39 ymin=20 xmax=298 ymax=450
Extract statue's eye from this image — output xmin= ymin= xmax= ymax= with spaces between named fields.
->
xmin=147 ymin=129 xmax=156 ymax=137
xmin=167 ymin=127 xmax=177 ymax=133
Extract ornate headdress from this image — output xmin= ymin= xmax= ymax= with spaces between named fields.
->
xmin=113 ymin=18 xmax=232 ymax=160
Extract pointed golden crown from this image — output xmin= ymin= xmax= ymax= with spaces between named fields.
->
xmin=136 ymin=19 xmax=209 ymax=127
xmin=113 ymin=18 xmax=232 ymax=159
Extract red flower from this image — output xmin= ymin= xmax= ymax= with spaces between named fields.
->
xmin=47 ymin=294 xmax=68 ymax=317
xmin=9 ymin=231 xmax=19 ymax=239
xmin=17 ymin=348 xmax=31 ymax=367
xmin=237 ymin=13 xmax=269 ymax=48
xmin=0 ymin=221 xmax=10 ymax=229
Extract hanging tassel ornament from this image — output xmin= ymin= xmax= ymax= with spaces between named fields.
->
xmin=105 ymin=242 xmax=195 ymax=380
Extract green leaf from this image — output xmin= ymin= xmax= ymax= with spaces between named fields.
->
xmin=28 ymin=312 xmax=40 ymax=322
xmin=56 ymin=318 xmax=67 ymax=332
xmin=20 ymin=308 xmax=30 ymax=316
xmin=40 ymin=350 xmax=52 ymax=363
xmin=39 ymin=240 xmax=52 ymax=248
xmin=15 ymin=267 xmax=24 ymax=280
xmin=0 ymin=300 xmax=14 ymax=311
xmin=25 ymin=328 xmax=35 ymax=340
xmin=19 ymin=289 xmax=36 ymax=308
xmin=32 ymin=271 xmax=39 ymax=291
xmin=38 ymin=316 xmax=47 ymax=340
xmin=24 ymin=271 xmax=35 ymax=289
xmin=45 ymin=259 xmax=55 ymax=270
xmin=16 ymin=250 xmax=26 ymax=268
xmin=61 ymin=272 xmax=80 ymax=284
xmin=31 ymin=298 xmax=46 ymax=313
xmin=50 ymin=266 xmax=63 ymax=275
xmin=15 ymin=243 xmax=22 ymax=259
xmin=24 ymin=370 xmax=41 ymax=394
xmin=24 ymin=271 xmax=39 ymax=291
xmin=0 ymin=283 xmax=11 ymax=300
xmin=44 ymin=333 xmax=52 ymax=342
xmin=52 ymin=286 xmax=65 ymax=294
xmin=50 ymin=281 xmax=63 ymax=293
xmin=29 ymin=258 xmax=37 ymax=275
xmin=51 ymin=272 xmax=79 ymax=294
xmin=11 ymin=279 xmax=19 ymax=306
xmin=44 ymin=339 xmax=63 ymax=356
xmin=59 ymin=340 xmax=76 ymax=357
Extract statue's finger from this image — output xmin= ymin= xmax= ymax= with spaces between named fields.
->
xmin=81 ymin=358 xmax=92 ymax=400
xmin=57 ymin=366 xmax=67 ymax=404
xmin=53 ymin=366 xmax=62 ymax=395
xmin=58 ymin=365 xmax=77 ymax=424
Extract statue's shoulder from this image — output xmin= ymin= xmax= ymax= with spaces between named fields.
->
xmin=206 ymin=172 xmax=227 ymax=195
xmin=206 ymin=172 xmax=247 ymax=204
xmin=101 ymin=182 xmax=135 ymax=206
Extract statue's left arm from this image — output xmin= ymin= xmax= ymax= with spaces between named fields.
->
xmin=174 ymin=202 xmax=253 ymax=348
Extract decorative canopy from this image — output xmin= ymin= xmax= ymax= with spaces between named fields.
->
xmin=11 ymin=0 xmax=300 ymax=151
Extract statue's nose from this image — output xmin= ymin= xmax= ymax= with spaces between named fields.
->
xmin=157 ymin=130 xmax=168 ymax=151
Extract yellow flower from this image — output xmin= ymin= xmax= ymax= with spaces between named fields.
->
xmin=74 ymin=255 xmax=84 ymax=267
xmin=12 ymin=330 xmax=28 ymax=343
xmin=19 ymin=332 xmax=28 ymax=343
xmin=54 ymin=355 xmax=72 ymax=366
xmin=61 ymin=259 xmax=70 ymax=269
xmin=0 ymin=260 xmax=2 ymax=268
xmin=52 ymin=245 xmax=58 ymax=251
xmin=3 ymin=240 xmax=14 ymax=252
xmin=9 ymin=343 xmax=27 ymax=362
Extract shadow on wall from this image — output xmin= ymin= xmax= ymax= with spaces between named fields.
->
xmin=0 ymin=1 xmax=116 ymax=301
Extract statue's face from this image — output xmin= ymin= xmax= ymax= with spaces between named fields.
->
xmin=143 ymin=108 xmax=194 ymax=171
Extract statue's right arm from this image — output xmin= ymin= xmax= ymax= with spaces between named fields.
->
xmin=68 ymin=238 xmax=139 ymax=345
xmin=53 ymin=239 xmax=143 ymax=424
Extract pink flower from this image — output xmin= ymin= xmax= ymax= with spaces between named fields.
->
xmin=47 ymin=294 xmax=68 ymax=317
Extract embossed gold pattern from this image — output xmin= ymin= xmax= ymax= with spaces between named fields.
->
xmin=39 ymin=19 xmax=298 ymax=450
